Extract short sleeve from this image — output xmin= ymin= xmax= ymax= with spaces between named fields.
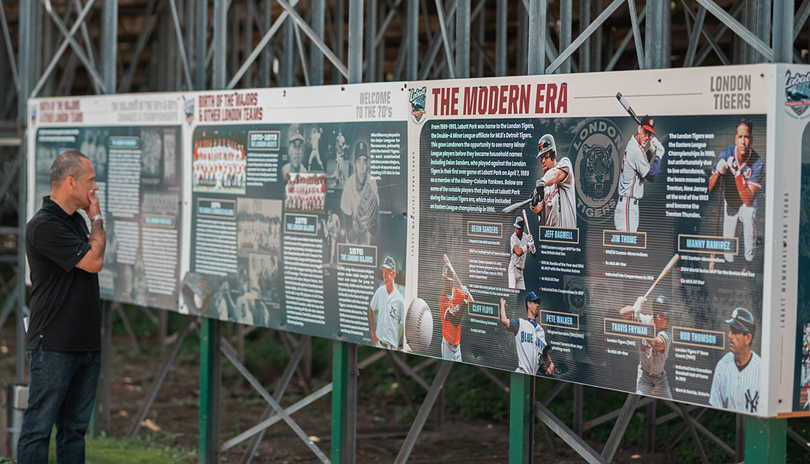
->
xmin=507 ymin=319 xmax=519 ymax=335
xmin=30 ymin=220 xmax=91 ymax=272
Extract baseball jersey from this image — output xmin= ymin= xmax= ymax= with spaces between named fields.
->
xmin=618 ymin=137 xmax=652 ymax=199
xmin=709 ymin=351 xmax=761 ymax=413
xmin=509 ymin=232 xmax=533 ymax=271
xmin=507 ymin=318 xmax=549 ymax=374
xmin=635 ymin=313 xmax=671 ymax=376
xmin=713 ymin=145 xmax=764 ymax=215
xmin=341 ymin=175 xmax=378 ymax=244
xmin=440 ymin=287 xmax=468 ymax=346
xmin=370 ymin=285 xmax=405 ymax=348
xmin=541 ymin=157 xmax=577 ymax=228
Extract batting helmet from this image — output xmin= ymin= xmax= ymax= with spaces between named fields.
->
xmin=442 ymin=264 xmax=453 ymax=281
xmin=726 ymin=308 xmax=756 ymax=335
xmin=537 ymin=134 xmax=556 ymax=160
xmin=652 ymin=295 xmax=674 ymax=316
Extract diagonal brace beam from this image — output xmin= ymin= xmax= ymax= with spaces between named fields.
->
xmin=547 ymin=0 xmax=626 ymax=74
xmin=694 ymin=0 xmax=773 ymax=60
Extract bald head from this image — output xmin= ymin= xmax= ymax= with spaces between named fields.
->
xmin=50 ymin=150 xmax=89 ymax=188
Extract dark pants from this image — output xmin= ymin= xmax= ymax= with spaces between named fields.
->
xmin=17 ymin=343 xmax=100 ymax=464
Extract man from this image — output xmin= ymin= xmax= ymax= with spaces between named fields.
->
xmin=368 ymin=256 xmax=405 ymax=350
xmin=18 ymin=150 xmax=106 ymax=463
xmin=308 ymin=125 xmax=324 ymax=171
xmin=508 ymin=216 xmax=535 ymax=290
xmin=500 ymin=292 xmax=554 ymax=375
xmin=709 ymin=308 xmax=761 ymax=413
xmin=620 ymin=295 xmax=674 ymax=399
xmin=708 ymin=118 xmax=763 ymax=272
xmin=614 ymin=116 xmax=664 ymax=232
xmin=282 ymin=124 xmax=308 ymax=176
xmin=530 ymin=134 xmax=577 ymax=228
xmin=333 ymin=128 xmax=349 ymax=185
xmin=439 ymin=264 xmax=472 ymax=361
xmin=341 ymin=141 xmax=378 ymax=245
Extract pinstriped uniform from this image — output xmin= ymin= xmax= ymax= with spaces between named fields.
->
xmin=709 ymin=351 xmax=761 ymax=413
xmin=614 ymin=137 xmax=650 ymax=232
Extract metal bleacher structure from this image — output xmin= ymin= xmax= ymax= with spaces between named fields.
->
xmin=0 ymin=0 xmax=807 ymax=463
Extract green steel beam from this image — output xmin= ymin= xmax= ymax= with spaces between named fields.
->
xmin=510 ymin=373 xmax=533 ymax=463
xmin=745 ymin=416 xmax=786 ymax=463
xmin=199 ymin=317 xmax=221 ymax=464
xmin=332 ymin=340 xmax=349 ymax=463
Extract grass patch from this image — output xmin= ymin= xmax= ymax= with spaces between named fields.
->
xmin=29 ymin=433 xmax=197 ymax=464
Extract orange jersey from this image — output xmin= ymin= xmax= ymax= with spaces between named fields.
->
xmin=440 ymin=287 xmax=468 ymax=346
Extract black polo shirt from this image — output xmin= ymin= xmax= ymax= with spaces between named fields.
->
xmin=25 ymin=196 xmax=100 ymax=352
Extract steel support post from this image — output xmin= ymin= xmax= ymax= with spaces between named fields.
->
xmin=560 ymin=0 xmax=572 ymax=73
xmin=331 ymin=341 xmax=357 ymax=464
xmin=17 ymin=0 xmax=35 ymax=382
xmin=366 ymin=0 xmax=377 ymax=82
xmin=407 ymin=0 xmax=419 ymax=80
xmin=199 ymin=317 xmax=221 ymax=464
xmin=579 ymin=0 xmax=591 ymax=72
xmin=527 ymin=0 xmax=546 ymax=75
xmin=311 ymin=0 xmax=324 ymax=84
xmin=745 ymin=416 xmax=786 ymax=463
xmin=509 ymin=373 xmax=534 ymax=464
xmin=573 ymin=384 xmax=583 ymax=435
xmin=496 ymin=0 xmax=507 ymax=76
xmin=195 ymin=0 xmax=207 ymax=90
xmin=773 ymin=0 xmax=795 ymax=62
xmin=455 ymin=0 xmax=470 ymax=78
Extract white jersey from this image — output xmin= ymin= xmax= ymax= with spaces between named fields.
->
xmin=509 ymin=232 xmax=533 ymax=272
xmin=508 ymin=318 xmax=548 ymax=374
xmin=617 ymin=137 xmax=651 ymax=200
xmin=709 ymin=351 xmax=761 ymax=414
xmin=542 ymin=157 xmax=577 ymax=228
xmin=635 ymin=313 xmax=670 ymax=376
xmin=370 ymin=285 xmax=405 ymax=349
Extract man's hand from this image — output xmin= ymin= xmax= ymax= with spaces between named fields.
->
xmin=86 ymin=189 xmax=101 ymax=218
xmin=715 ymin=158 xmax=728 ymax=175
xmin=633 ymin=296 xmax=646 ymax=312
xmin=371 ymin=332 xmax=379 ymax=346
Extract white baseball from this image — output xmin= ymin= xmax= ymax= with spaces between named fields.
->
xmin=405 ymin=298 xmax=433 ymax=353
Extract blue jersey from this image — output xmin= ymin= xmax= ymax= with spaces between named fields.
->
xmin=712 ymin=145 xmax=764 ymax=214
xmin=507 ymin=318 xmax=548 ymax=374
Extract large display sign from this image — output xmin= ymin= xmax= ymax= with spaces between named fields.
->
xmin=28 ymin=95 xmax=185 ymax=310
xmin=27 ymin=64 xmax=806 ymax=417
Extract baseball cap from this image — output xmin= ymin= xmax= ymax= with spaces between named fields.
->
xmin=288 ymin=124 xmax=305 ymax=143
xmin=514 ymin=217 xmax=524 ymax=229
xmin=525 ymin=292 xmax=541 ymax=305
xmin=355 ymin=141 xmax=368 ymax=160
xmin=652 ymin=295 xmax=674 ymax=316
xmin=639 ymin=116 xmax=655 ymax=135
xmin=381 ymin=256 xmax=396 ymax=271
xmin=726 ymin=307 xmax=756 ymax=334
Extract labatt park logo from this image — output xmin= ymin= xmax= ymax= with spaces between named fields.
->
xmin=571 ymin=118 xmax=623 ymax=222
xmin=409 ymin=87 xmax=426 ymax=124
xmin=785 ymin=70 xmax=810 ymax=116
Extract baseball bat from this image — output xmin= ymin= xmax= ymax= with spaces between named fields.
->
xmin=502 ymin=197 xmax=533 ymax=214
xmin=522 ymin=208 xmax=535 ymax=250
xmin=616 ymin=92 xmax=642 ymax=126
xmin=642 ymin=254 xmax=680 ymax=301
xmin=443 ymin=254 xmax=474 ymax=302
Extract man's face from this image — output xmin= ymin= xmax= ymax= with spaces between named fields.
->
xmin=527 ymin=300 xmax=539 ymax=318
xmin=540 ymin=154 xmax=554 ymax=172
xmin=654 ymin=314 xmax=669 ymax=332
xmin=72 ymin=158 xmax=98 ymax=208
xmin=515 ymin=226 xmax=522 ymax=237
xmin=383 ymin=267 xmax=395 ymax=286
xmin=289 ymin=139 xmax=304 ymax=169
xmin=728 ymin=328 xmax=751 ymax=356
xmin=735 ymin=123 xmax=752 ymax=160
xmin=355 ymin=155 xmax=369 ymax=186
xmin=637 ymin=125 xmax=652 ymax=147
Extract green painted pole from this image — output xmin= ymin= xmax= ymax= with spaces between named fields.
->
xmin=199 ymin=317 xmax=220 ymax=463
xmin=745 ymin=416 xmax=786 ymax=463
xmin=510 ymin=373 xmax=533 ymax=464
xmin=332 ymin=341 xmax=349 ymax=463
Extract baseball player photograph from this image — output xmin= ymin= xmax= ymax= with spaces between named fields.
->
xmin=613 ymin=116 xmax=664 ymax=232
xmin=709 ymin=308 xmax=761 ymax=414
xmin=499 ymin=293 xmax=554 ymax=376
xmin=707 ymin=118 xmax=763 ymax=273
xmin=282 ymin=124 xmax=308 ymax=177
xmin=368 ymin=256 xmax=405 ymax=350
xmin=341 ymin=140 xmax=378 ymax=245
xmin=439 ymin=263 xmax=472 ymax=361
xmin=508 ymin=216 xmax=535 ymax=290
xmin=530 ymin=134 xmax=577 ymax=228
xmin=619 ymin=295 xmax=674 ymax=399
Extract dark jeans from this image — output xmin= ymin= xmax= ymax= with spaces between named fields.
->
xmin=17 ymin=343 xmax=100 ymax=464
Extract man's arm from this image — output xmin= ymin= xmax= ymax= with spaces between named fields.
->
xmin=541 ymin=166 xmax=567 ymax=187
xmin=76 ymin=189 xmax=106 ymax=273
xmin=499 ymin=298 xmax=509 ymax=328
xmin=368 ymin=305 xmax=378 ymax=345
xmin=619 ymin=305 xmax=636 ymax=321
xmin=646 ymin=334 xmax=666 ymax=351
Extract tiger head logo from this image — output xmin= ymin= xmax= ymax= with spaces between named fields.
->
xmin=571 ymin=118 xmax=622 ymax=223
